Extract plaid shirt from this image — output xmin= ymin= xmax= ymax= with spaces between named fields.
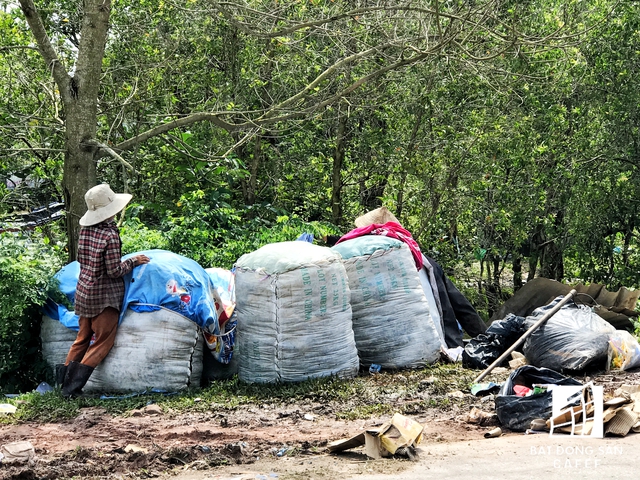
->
xmin=74 ymin=221 xmax=135 ymax=318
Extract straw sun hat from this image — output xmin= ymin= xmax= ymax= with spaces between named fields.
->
xmin=79 ymin=184 xmax=132 ymax=226
xmin=354 ymin=206 xmax=400 ymax=228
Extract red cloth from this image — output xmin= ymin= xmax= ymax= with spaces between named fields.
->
xmin=335 ymin=222 xmax=423 ymax=270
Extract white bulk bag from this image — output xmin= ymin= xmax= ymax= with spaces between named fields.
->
xmin=234 ymin=241 xmax=359 ymax=383
xmin=332 ymin=236 xmax=441 ymax=369
xmin=41 ymin=308 xmax=203 ymax=393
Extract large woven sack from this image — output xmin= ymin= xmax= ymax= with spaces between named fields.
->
xmin=332 ymin=236 xmax=441 ymax=369
xmin=41 ymin=309 xmax=203 ymax=393
xmin=234 ymin=241 xmax=359 ymax=383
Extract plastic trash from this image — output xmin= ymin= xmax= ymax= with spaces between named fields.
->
xmin=470 ymin=382 xmax=501 ymax=396
xmin=495 ymin=365 xmax=582 ymax=432
xmin=0 ymin=404 xmax=17 ymax=414
xmin=369 ymin=364 xmax=381 ymax=374
xmin=463 ymin=314 xmax=528 ymax=369
xmin=35 ymin=382 xmax=53 ymax=394
xmin=607 ymin=330 xmax=640 ymax=371
xmin=523 ymin=298 xmax=616 ymax=372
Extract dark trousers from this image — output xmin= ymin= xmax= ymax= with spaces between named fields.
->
xmin=65 ymin=307 xmax=119 ymax=368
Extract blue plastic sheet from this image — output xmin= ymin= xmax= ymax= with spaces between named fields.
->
xmin=296 ymin=232 xmax=314 ymax=243
xmin=42 ymin=249 xmax=224 ymax=335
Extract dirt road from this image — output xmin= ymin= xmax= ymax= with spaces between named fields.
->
xmin=171 ymin=432 xmax=637 ymax=480
xmin=2 ymin=368 xmax=639 ymax=480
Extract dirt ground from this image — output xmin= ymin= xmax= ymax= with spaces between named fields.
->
xmin=1 ymin=369 xmax=639 ymax=480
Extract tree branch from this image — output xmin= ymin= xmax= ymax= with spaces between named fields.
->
xmin=83 ymin=139 xmax=135 ymax=172
xmin=0 ymin=45 xmax=40 ymax=53
xmin=18 ymin=0 xmax=72 ymax=103
xmin=110 ymin=112 xmax=239 ymax=155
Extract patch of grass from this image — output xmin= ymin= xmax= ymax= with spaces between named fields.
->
xmin=0 ymin=363 xmax=484 ymax=424
xmin=335 ymin=403 xmax=390 ymax=420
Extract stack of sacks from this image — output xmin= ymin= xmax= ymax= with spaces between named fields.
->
xmin=331 ymin=236 xmax=441 ymax=369
xmin=41 ymin=250 xmax=220 ymax=393
xmin=234 ymin=241 xmax=359 ymax=383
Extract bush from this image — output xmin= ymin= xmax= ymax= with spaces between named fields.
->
xmin=0 ymin=231 xmax=66 ymax=393
xmin=162 ymin=191 xmax=341 ymax=269
xmin=120 ymin=216 xmax=169 ymax=254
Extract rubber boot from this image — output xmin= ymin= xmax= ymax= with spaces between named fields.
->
xmin=61 ymin=361 xmax=94 ymax=398
xmin=55 ymin=364 xmax=67 ymax=388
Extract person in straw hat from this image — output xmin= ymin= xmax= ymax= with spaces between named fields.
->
xmin=58 ymin=184 xmax=150 ymax=398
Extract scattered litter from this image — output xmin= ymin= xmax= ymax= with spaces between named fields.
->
xmin=225 ymin=442 xmax=248 ymax=455
xmin=369 ymin=364 xmax=381 ymax=374
xmin=484 ymin=427 xmax=502 ymax=438
xmin=303 ymin=413 xmax=315 ymax=421
xmin=35 ymin=382 xmax=53 ymax=394
xmin=442 ymin=346 xmax=464 ymax=363
xmin=463 ymin=314 xmax=527 ymax=369
xmin=523 ymin=300 xmax=615 ymax=372
xmin=124 ymin=444 xmax=148 ymax=454
xmin=513 ymin=385 xmax=532 ymax=397
xmin=529 ymin=418 xmax=547 ymax=431
xmin=465 ymin=407 xmax=497 ymax=426
xmin=509 ymin=351 xmax=527 ymax=370
xmin=470 ymin=382 xmax=501 ymax=396
xmin=275 ymin=446 xmax=290 ymax=457
xmin=0 ymin=441 xmax=35 ymax=465
xmin=0 ymin=404 xmax=17 ymax=414
xmin=328 ymin=412 xmax=424 ymax=460
xmin=495 ymin=365 xmax=582 ymax=432
xmin=604 ymin=407 xmax=638 ymax=436
xmin=447 ymin=390 xmax=465 ymax=398
xmin=608 ymin=331 xmax=640 ymax=371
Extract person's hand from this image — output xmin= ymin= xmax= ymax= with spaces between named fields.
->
xmin=133 ymin=254 xmax=150 ymax=266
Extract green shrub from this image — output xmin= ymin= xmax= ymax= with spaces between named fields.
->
xmin=120 ymin=215 xmax=169 ymax=254
xmin=0 ymin=231 xmax=66 ymax=393
xmin=162 ymin=191 xmax=341 ymax=269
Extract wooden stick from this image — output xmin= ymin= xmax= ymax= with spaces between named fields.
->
xmin=472 ymin=289 xmax=577 ymax=384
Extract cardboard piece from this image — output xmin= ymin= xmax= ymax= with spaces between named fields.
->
xmin=328 ymin=413 xmax=424 ymax=459
xmin=509 ymin=351 xmax=527 ymax=370
xmin=547 ymin=383 xmax=640 ymax=437
xmin=604 ymin=407 xmax=639 ymax=437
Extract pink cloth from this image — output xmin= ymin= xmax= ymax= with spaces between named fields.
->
xmin=336 ymin=222 xmax=423 ymax=270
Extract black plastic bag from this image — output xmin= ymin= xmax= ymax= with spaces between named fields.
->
xmin=495 ymin=365 xmax=582 ymax=432
xmin=462 ymin=314 xmax=528 ymax=369
xmin=523 ymin=297 xmax=616 ymax=372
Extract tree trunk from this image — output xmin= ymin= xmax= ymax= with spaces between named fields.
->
xmin=512 ymin=255 xmax=523 ymax=292
xmin=539 ymin=211 xmax=565 ymax=281
xmin=397 ymin=107 xmax=424 ymax=219
xmin=20 ymin=0 xmax=111 ymax=261
xmin=331 ymin=108 xmax=348 ymax=223
xmin=63 ymin=113 xmax=98 ymax=260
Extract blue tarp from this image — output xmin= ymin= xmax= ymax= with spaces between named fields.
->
xmin=43 ymin=249 xmax=223 ymax=335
